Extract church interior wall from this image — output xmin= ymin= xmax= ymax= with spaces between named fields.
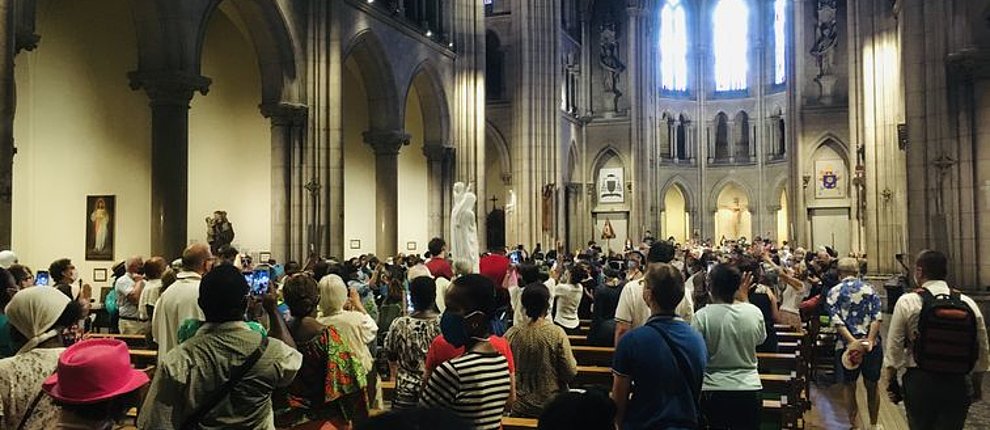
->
xmin=342 ymin=59 xmax=377 ymax=258
xmin=398 ymin=85 xmax=430 ymax=255
xmin=972 ymin=80 xmax=990 ymax=286
xmin=12 ymin=0 xmax=149 ymax=286
xmin=187 ymin=10 xmax=272 ymax=257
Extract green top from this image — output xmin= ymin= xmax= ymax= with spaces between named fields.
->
xmin=691 ymin=302 xmax=767 ymax=391
xmin=177 ymin=319 xmax=268 ymax=344
xmin=0 ymin=314 xmax=13 ymax=358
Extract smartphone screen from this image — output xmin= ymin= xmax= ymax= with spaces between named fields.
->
xmin=243 ymin=271 xmax=255 ymax=289
xmin=35 ymin=270 xmax=50 ymax=286
xmin=251 ymin=268 xmax=270 ymax=296
xmin=509 ymin=252 xmax=521 ymax=265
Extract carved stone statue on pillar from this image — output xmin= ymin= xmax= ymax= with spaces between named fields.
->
xmin=599 ymin=18 xmax=625 ymax=114
xmin=810 ymin=0 xmax=838 ymax=104
xmin=450 ymin=182 xmax=479 ymax=272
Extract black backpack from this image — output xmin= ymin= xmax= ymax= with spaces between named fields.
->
xmin=913 ymin=288 xmax=979 ymax=374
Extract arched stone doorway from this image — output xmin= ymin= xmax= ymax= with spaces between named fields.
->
xmin=714 ymin=182 xmax=752 ymax=242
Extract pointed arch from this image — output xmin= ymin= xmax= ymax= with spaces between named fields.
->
xmin=806 ymin=132 xmax=850 ymax=170
xmin=342 ymin=30 xmax=402 ymax=131
xmin=708 ymin=176 xmax=755 ymax=210
xmin=485 ymin=121 xmax=511 ymax=181
xmin=591 ymin=145 xmax=628 ymax=175
xmin=405 ymin=60 xmax=451 ymax=148
xmin=193 ymin=0 xmax=300 ymax=105
xmin=714 ymin=112 xmax=730 ymax=160
xmin=659 ymin=176 xmax=695 ymax=212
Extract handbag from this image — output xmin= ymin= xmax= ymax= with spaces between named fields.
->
xmin=180 ymin=335 xmax=269 ymax=430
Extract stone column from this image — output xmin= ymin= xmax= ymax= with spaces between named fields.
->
xmin=626 ymin=0 xmax=653 ymax=237
xmin=129 ymin=71 xmax=210 ymax=259
xmin=0 ymin=0 xmax=14 ymax=249
xmin=364 ymin=129 xmax=409 ymax=256
xmin=261 ymin=102 xmax=308 ymax=262
xmin=423 ymin=144 xmax=447 ymax=239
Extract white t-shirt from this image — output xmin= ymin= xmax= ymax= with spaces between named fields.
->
xmin=553 ymin=283 xmax=583 ymax=329
xmin=779 ymin=282 xmax=810 ymax=314
xmin=510 ymin=278 xmax=557 ymax=326
xmin=138 ymin=278 xmax=163 ymax=320
xmin=151 ymin=272 xmax=204 ymax=358
xmin=616 ymin=278 xmax=693 ymax=329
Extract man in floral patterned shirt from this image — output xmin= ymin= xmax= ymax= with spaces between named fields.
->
xmin=827 ymin=257 xmax=883 ymax=430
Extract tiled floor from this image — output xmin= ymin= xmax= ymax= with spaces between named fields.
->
xmin=805 ymin=376 xmax=990 ymax=429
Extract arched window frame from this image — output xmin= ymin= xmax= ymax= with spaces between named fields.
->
xmin=772 ymin=0 xmax=787 ymax=86
xmin=659 ymin=0 xmax=689 ymax=95
xmin=712 ymin=0 xmax=749 ymax=94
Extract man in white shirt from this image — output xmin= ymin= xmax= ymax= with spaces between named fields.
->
xmin=115 ymin=256 xmax=147 ymax=335
xmin=151 ymin=244 xmax=212 ymax=358
xmin=885 ymin=250 xmax=990 ymax=430
xmin=615 ymin=242 xmax=693 ymax=345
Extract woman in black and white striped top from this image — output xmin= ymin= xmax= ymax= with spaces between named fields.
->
xmin=420 ymin=274 xmax=512 ymax=430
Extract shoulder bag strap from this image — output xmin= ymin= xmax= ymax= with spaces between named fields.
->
xmin=180 ymin=335 xmax=269 ymax=430
xmin=646 ymin=321 xmax=701 ymax=429
xmin=16 ymin=390 xmax=46 ymax=430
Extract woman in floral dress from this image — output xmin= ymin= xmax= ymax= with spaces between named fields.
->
xmin=383 ymin=276 xmax=441 ymax=409
xmin=278 ymin=274 xmax=368 ymax=429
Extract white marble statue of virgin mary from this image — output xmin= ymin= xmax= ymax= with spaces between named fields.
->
xmin=450 ymin=182 xmax=479 ymax=272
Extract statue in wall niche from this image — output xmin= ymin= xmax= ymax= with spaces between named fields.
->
xmin=599 ymin=19 xmax=625 ymax=113
xmin=206 ymin=211 xmax=234 ymax=255
xmin=810 ymin=0 xmax=838 ymax=77
xmin=811 ymin=0 xmax=839 ymax=103
xmin=450 ymin=182 xmax=479 ymax=272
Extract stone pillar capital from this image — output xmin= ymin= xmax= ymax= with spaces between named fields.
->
xmin=422 ymin=144 xmax=451 ymax=161
xmin=128 ymin=71 xmax=211 ymax=107
xmin=363 ymin=129 xmax=410 ymax=155
xmin=260 ymin=102 xmax=308 ymax=126
xmin=626 ymin=0 xmax=649 ymax=14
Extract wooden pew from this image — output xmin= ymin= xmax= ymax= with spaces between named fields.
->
xmin=571 ymin=346 xmax=614 ymax=366
xmin=567 ymin=334 xmax=590 ymax=347
xmin=503 ymin=417 xmax=539 ymax=429
xmin=85 ymin=333 xmax=152 ymax=349
xmin=129 ymin=349 xmax=157 ymax=368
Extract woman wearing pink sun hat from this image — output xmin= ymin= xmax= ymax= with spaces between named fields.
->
xmin=41 ymin=338 xmax=150 ymax=429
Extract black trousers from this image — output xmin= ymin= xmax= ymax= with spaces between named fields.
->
xmin=902 ymin=368 xmax=971 ymax=430
xmin=700 ymin=390 xmax=761 ymax=430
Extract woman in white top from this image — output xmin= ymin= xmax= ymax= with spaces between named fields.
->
xmin=553 ymin=265 xmax=586 ymax=333
xmin=316 ymin=275 xmax=379 ymax=374
xmin=138 ymin=257 xmax=167 ymax=322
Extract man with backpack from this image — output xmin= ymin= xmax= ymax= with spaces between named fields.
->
xmin=884 ymin=250 xmax=990 ymax=429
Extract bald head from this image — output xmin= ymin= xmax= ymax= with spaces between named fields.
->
xmin=126 ymin=256 xmax=144 ymax=274
xmin=182 ymin=243 xmax=212 ymax=274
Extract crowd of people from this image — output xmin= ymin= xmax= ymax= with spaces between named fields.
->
xmin=0 ymin=232 xmax=986 ymax=429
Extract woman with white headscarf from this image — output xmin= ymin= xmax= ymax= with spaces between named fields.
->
xmin=0 ymin=287 xmax=83 ymax=430
xmin=316 ymin=274 xmax=380 ymax=407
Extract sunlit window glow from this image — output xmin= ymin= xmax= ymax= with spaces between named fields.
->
xmin=773 ymin=0 xmax=786 ymax=85
xmin=660 ymin=0 xmax=689 ymax=92
xmin=713 ymin=0 xmax=749 ymax=91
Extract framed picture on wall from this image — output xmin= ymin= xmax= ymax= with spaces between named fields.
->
xmin=598 ymin=168 xmax=625 ymax=204
xmin=93 ymin=268 xmax=108 ymax=283
xmin=85 ymin=195 xmax=115 ymax=261
xmin=349 ymin=240 xmax=361 ymax=250
xmin=259 ymin=252 xmax=272 ymax=263
xmin=406 ymin=241 xmax=417 ymax=251
xmin=814 ymin=160 xmax=846 ymax=199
